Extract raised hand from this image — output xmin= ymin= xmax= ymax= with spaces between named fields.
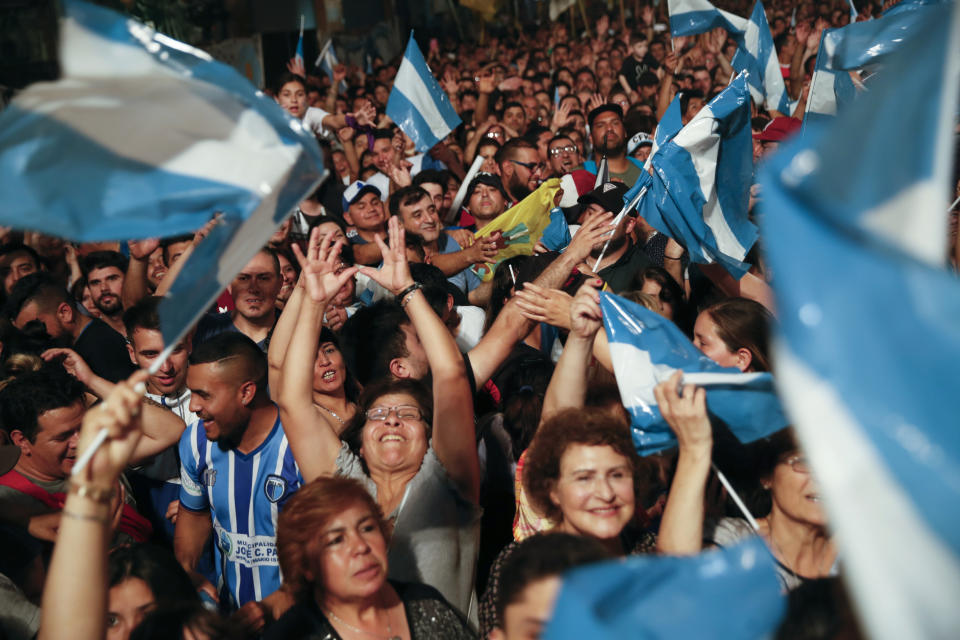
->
xmin=291 ymin=226 xmax=359 ymax=307
xmin=569 ymin=280 xmax=604 ymax=339
xmin=337 ymin=125 xmax=356 ymax=142
xmin=127 ymin=238 xmax=160 ymax=261
xmin=552 ymin=100 xmax=573 ymax=129
xmin=353 ymin=101 xmax=376 ymax=127
xmin=514 ymin=282 xmax=574 ymax=329
xmin=464 ymin=235 xmax=499 ymax=265
xmin=357 ymin=216 xmax=415 ymax=295
xmin=653 ymin=370 xmax=712 ymax=452
xmin=42 ymin=348 xmax=95 ymax=387
xmin=565 ymin=209 xmax=616 ymax=263
xmin=587 ymin=92 xmax=605 ymax=113
xmin=75 ymin=371 xmax=149 ymax=488
xmin=286 ymin=56 xmax=306 ymax=78
xmin=332 ymin=64 xmax=347 ymax=85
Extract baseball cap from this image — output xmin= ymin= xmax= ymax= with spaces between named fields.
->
xmin=342 ymin=181 xmax=382 ymax=211
xmin=627 ymin=132 xmax=654 ymax=156
xmin=464 ymin=172 xmax=509 ymax=201
xmin=587 ymin=103 xmax=624 ymax=128
xmin=578 ymin=181 xmax=630 ymax=214
xmin=755 ymin=116 xmax=802 ymax=142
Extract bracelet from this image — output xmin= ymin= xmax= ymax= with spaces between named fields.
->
xmin=62 ymin=509 xmax=110 ymax=525
xmin=664 ymin=255 xmax=683 ymax=260
xmin=400 ymin=287 xmax=423 ymax=309
xmin=68 ymin=482 xmax=116 ymax=505
xmin=395 ymin=283 xmax=422 ymax=304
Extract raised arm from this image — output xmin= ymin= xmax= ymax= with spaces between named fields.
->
xmin=466 ymin=211 xmax=614 ymax=387
xmin=122 ymin=239 xmax=160 ymax=308
xmin=654 ymin=371 xmax=713 ymax=555
xmin=359 ymin=218 xmax=480 ymax=502
xmin=541 ymin=281 xmax=604 ymax=422
xmin=39 ymin=372 xmax=148 ymax=640
xmin=268 ymin=276 xmax=306 ymax=391
xmin=277 ymin=230 xmax=359 ymax=482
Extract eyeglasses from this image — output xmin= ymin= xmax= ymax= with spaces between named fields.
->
xmin=509 ymin=159 xmax=545 ymax=172
xmin=365 ymin=405 xmax=422 ymax=421
xmin=783 ymin=455 xmax=810 ymax=474
xmin=549 ymin=145 xmax=577 ymax=156
xmin=485 ymin=131 xmax=504 ymax=139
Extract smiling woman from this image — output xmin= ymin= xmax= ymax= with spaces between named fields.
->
xmin=265 ymin=477 xmax=475 ymax=640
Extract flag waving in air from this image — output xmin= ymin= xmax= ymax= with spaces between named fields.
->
xmin=732 ymin=1 xmax=793 ymax=114
xmin=668 ymin=0 xmax=749 ymax=38
xmin=600 ymin=291 xmax=786 ymax=455
xmin=316 ymin=39 xmax=347 ymax=92
xmin=641 ymin=72 xmax=757 ymax=278
xmin=0 ymin=0 xmax=326 ymax=353
xmin=386 ymin=32 xmax=462 ymax=153
xmin=760 ymin=1 xmax=960 ymax=637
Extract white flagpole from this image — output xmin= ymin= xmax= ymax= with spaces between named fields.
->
xmin=446 ymin=154 xmax=485 ymax=223
xmin=712 ymin=463 xmax=761 ymax=532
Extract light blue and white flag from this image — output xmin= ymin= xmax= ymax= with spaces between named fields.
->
xmin=294 ymin=15 xmax=304 ymax=69
xmin=731 ymin=0 xmax=793 ymax=114
xmin=544 ymin=538 xmax=785 ymax=639
xmin=847 ymin=0 xmax=858 ymax=21
xmin=386 ymin=32 xmax=462 ymax=153
xmin=641 ymin=72 xmax=757 ymax=278
xmin=316 ymin=39 xmax=346 ymax=92
xmin=600 ymin=291 xmax=787 ymax=455
xmin=668 ymin=0 xmax=749 ymax=39
xmin=644 ymin=93 xmax=683 ymax=171
xmin=805 ymin=4 xmax=939 ymax=125
xmin=760 ymin=2 xmax=960 ymax=637
xmin=0 ymin=0 xmax=326 ymax=351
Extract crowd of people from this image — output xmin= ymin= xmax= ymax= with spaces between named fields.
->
xmin=0 ymin=0 xmax=951 ymax=638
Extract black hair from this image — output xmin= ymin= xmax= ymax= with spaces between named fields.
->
xmin=109 ymin=544 xmax=199 ymax=607
xmin=131 ymin=603 xmax=246 ymax=640
xmin=81 ymin=250 xmax=128 ymax=277
xmin=0 ymin=243 xmax=41 ymax=278
xmin=274 ymin=71 xmax=307 ymax=94
xmin=495 ymin=533 xmax=610 ymax=628
xmin=159 ymin=234 xmax=194 ymax=265
xmin=339 ymin=301 xmax=410 ymax=386
xmin=412 ymin=169 xmax=447 ymax=190
xmin=524 ymin=125 xmax=551 ymax=144
xmin=188 ymin=332 xmax=267 ymax=392
xmin=122 ymin=295 xmax=162 ymax=340
xmin=409 ymin=262 xmax=452 ymax=319
xmin=680 ymin=89 xmax=705 ymax=116
xmin=370 ymin=128 xmax=394 ymax=141
xmin=340 ymin=377 xmax=434 ymax=454
xmin=484 ymin=255 xmax=533 ymax=333
xmin=0 ymin=365 xmax=86 ymax=442
xmin=4 ymin=272 xmax=73 ymax=321
xmin=388 ymin=185 xmax=431 ymax=217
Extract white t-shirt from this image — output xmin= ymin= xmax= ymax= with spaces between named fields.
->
xmin=454 ymin=306 xmax=486 ymax=353
xmin=302 ymin=106 xmax=333 ymax=137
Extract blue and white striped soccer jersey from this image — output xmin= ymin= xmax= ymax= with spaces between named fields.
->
xmin=179 ymin=411 xmax=302 ymax=608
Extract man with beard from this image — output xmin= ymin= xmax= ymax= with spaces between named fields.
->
xmin=176 ymin=333 xmax=301 ymax=616
xmin=495 ymin=139 xmax=544 ymax=203
xmin=82 ymin=251 xmax=128 ymax=335
xmin=390 ymin=186 xmax=497 ymax=299
xmin=6 ymin=273 xmax=136 ymax=382
xmin=578 ymin=181 xmax=652 ymax=292
xmin=546 ymin=135 xmax=582 ymax=178
xmin=583 ymin=104 xmax=644 ymax=186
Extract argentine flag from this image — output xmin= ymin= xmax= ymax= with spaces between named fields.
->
xmin=386 ymin=32 xmax=462 ymax=153
xmin=805 ymin=4 xmax=939 ymax=125
xmin=668 ymin=0 xmax=749 ymax=39
xmin=600 ymin=292 xmax=787 ymax=455
xmin=644 ymin=93 xmax=683 ymax=171
xmin=544 ymin=538 xmax=785 ymax=639
xmin=0 ymin=0 xmax=326 ymax=353
xmin=316 ymin=39 xmax=347 ymax=92
xmin=641 ymin=72 xmax=757 ymax=278
xmin=760 ymin=2 xmax=960 ymax=637
xmin=731 ymin=1 xmax=793 ymax=114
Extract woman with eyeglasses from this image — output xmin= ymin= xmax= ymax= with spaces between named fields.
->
xmin=654 ymin=372 xmax=837 ymax=592
xmin=276 ymin=218 xmax=482 ymax=623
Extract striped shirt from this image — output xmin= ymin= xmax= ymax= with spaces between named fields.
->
xmin=178 ymin=409 xmax=301 ymax=608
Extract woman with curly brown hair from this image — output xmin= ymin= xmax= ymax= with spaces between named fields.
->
xmin=266 ymin=476 xmax=475 ymax=640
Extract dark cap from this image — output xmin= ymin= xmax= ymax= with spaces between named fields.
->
xmin=465 ymin=172 xmax=509 ymax=201
xmin=578 ymin=181 xmax=630 ymax=214
xmin=587 ymin=103 xmax=624 ymax=128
